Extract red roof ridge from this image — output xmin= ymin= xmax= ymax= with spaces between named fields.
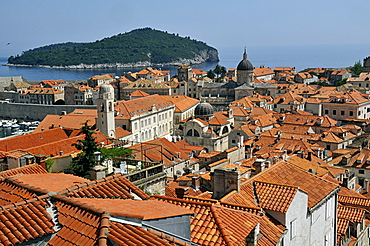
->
xmin=0 ymin=193 xmax=49 ymax=212
xmin=182 ymin=195 xmax=218 ymax=203
xmin=0 ymin=163 xmax=47 ymax=180
xmin=5 ymin=176 xmax=51 ymax=194
xmin=62 ymin=173 xmax=149 ymax=200
xmin=219 ymin=201 xmax=261 ymax=215
xmin=210 ymin=205 xmax=234 ymax=246
xmin=151 ymin=195 xmax=215 ymax=207
xmin=51 ymin=194 xmax=106 ymax=215
xmin=253 ymin=180 xmax=301 ymax=190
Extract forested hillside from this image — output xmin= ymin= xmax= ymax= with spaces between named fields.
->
xmin=7 ymin=28 xmax=219 ymax=67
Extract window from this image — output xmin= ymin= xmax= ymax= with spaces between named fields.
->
xmin=332 ymin=110 xmax=336 ymax=115
xmin=324 ymin=109 xmax=328 ymax=114
xmin=326 ymin=145 xmax=331 ymax=150
xmin=341 ymin=111 xmax=345 ymax=115
xmin=290 ymin=219 xmax=297 ymax=239
xmin=325 ymin=198 xmax=332 ymax=219
xmin=349 ymin=111 xmax=354 ymax=116
xmin=358 ymin=111 xmax=361 ymax=116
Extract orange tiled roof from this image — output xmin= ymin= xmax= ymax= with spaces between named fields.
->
xmin=66 ymin=173 xmax=149 ymax=200
xmin=109 ymin=222 xmax=183 ymax=246
xmin=153 ymin=195 xmax=262 ymax=245
xmin=247 ymin=161 xmax=339 ymax=209
xmin=0 ymin=163 xmax=47 ymax=178
xmin=0 ymin=128 xmax=69 ymax=152
xmin=115 ymin=94 xmax=173 ymax=120
xmin=34 ymin=111 xmax=97 ymax=133
xmin=48 ymin=196 xmax=104 ymax=245
xmin=339 ymin=195 xmax=370 ymax=207
xmin=72 ymin=198 xmax=194 ymax=220
xmin=337 ymin=218 xmax=349 ymax=235
xmin=254 ymin=67 xmax=274 ymax=77
xmin=338 ymin=204 xmax=366 ymax=223
xmin=0 ymin=198 xmax=55 ymax=245
xmin=7 ymin=173 xmax=89 ymax=193
xmin=160 ymin=95 xmax=199 ymax=112
xmin=127 ymin=89 xmax=150 ymax=97
xmin=0 ymin=180 xmax=37 ymax=206
xmin=130 ymin=138 xmax=189 ymax=167
xmin=253 ymin=181 xmax=299 ymax=213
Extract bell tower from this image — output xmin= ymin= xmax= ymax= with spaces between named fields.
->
xmin=97 ymin=84 xmax=115 ymax=138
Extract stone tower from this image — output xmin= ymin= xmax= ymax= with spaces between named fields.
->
xmin=364 ymin=56 xmax=370 ymax=73
xmin=236 ymin=48 xmax=254 ymax=87
xmin=177 ymin=64 xmax=192 ymax=82
xmin=97 ymin=84 xmax=115 ymax=138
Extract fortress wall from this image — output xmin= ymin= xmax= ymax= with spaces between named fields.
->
xmin=0 ymin=102 xmax=96 ymax=120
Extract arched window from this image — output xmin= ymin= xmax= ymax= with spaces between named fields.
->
xmin=100 ymin=103 xmax=105 ymax=112
xmin=222 ymin=126 xmax=229 ymax=135
xmin=108 ymin=102 xmax=112 ymax=111
xmin=193 ymin=129 xmax=200 ymax=137
xmin=186 ymin=129 xmax=193 ymax=136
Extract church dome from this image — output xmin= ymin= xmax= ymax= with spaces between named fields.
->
xmin=195 ymin=101 xmax=214 ymax=121
xmin=99 ymin=84 xmax=114 ymax=94
xmin=237 ymin=49 xmax=253 ymax=71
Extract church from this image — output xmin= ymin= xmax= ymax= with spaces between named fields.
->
xmin=197 ymin=49 xmax=276 ymax=110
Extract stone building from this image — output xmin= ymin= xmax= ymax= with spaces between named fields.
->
xmin=176 ymin=101 xmax=232 ymax=152
xmin=364 ymin=56 xmax=370 ymax=73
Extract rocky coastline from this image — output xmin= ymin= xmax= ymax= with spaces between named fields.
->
xmin=4 ymin=49 xmax=219 ymax=70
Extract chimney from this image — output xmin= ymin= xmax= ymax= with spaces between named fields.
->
xmin=90 ymin=151 xmax=106 ymax=180
xmin=175 ymin=187 xmax=189 ymax=199
xmin=211 ymin=167 xmax=240 ymax=200
xmin=191 ymin=175 xmax=201 ymax=190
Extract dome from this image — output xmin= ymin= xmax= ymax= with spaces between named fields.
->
xmin=195 ymin=101 xmax=214 ymax=120
xmin=99 ymin=84 xmax=114 ymax=94
xmin=237 ymin=49 xmax=253 ymax=71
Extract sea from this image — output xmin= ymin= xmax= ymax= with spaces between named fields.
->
xmin=1 ymin=43 xmax=370 ymax=81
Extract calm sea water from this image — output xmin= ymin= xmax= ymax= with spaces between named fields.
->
xmin=0 ymin=43 xmax=369 ymax=81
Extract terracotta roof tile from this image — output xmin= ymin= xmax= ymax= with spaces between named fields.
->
xmin=0 ymin=164 xmax=47 ymax=179
xmin=8 ymin=173 xmax=89 ymax=193
xmin=253 ymin=181 xmax=299 ymax=213
xmin=71 ymin=198 xmax=194 ymax=220
xmin=0 ymin=128 xmax=69 ymax=152
xmin=338 ymin=204 xmax=366 ymax=223
xmin=246 ymin=161 xmax=339 ymax=209
xmin=67 ymin=174 xmax=149 ymax=200
xmin=257 ymin=215 xmax=285 ymax=246
xmin=47 ymin=199 xmax=102 ymax=246
xmin=0 ymin=181 xmax=37 ymax=206
xmin=159 ymin=95 xmax=199 ymax=112
xmin=109 ymin=222 xmax=181 ymax=246
xmin=0 ymin=199 xmax=55 ymax=245
xmin=152 ymin=196 xmax=262 ymax=246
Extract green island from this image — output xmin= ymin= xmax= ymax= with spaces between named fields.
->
xmin=6 ymin=28 xmax=219 ymax=68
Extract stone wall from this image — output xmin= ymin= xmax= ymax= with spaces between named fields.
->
xmin=0 ymin=101 xmax=96 ymax=120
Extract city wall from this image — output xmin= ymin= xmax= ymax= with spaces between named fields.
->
xmin=0 ymin=101 xmax=96 ymax=120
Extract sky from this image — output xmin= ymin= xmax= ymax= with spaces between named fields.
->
xmin=1 ymin=0 xmax=369 ymax=58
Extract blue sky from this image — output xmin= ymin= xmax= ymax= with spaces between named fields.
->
xmin=1 ymin=0 xmax=369 ymax=57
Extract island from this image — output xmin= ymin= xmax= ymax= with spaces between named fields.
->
xmin=6 ymin=27 xmax=219 ymax=69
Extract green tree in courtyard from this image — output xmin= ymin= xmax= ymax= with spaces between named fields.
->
xmin=207 ymin=69 xmax=215 ymax=79
xmin=68 ymin=121 xmax=99 ymax=179
xmin=350 ymin=60 xmax=363 ymax=76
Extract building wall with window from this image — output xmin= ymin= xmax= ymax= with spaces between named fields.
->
xmin=282 ymin=191 xmax=337 ymax=246
xmin=321 ymin=101 xmax=370 ymax=120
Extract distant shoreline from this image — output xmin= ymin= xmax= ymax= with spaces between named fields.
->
xmin=2 ymin=58 xmax=219 ymax=70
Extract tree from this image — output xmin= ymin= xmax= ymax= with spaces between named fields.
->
xmin=213 ymin=64 xmax=222 ymax=78
xmin=68 ymin=121 xmax=99 ymax=178
xmin=207 ymin=70 xmax=215 ymax=79
xmin=350 ymin=60 xmax=363 ymax=76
